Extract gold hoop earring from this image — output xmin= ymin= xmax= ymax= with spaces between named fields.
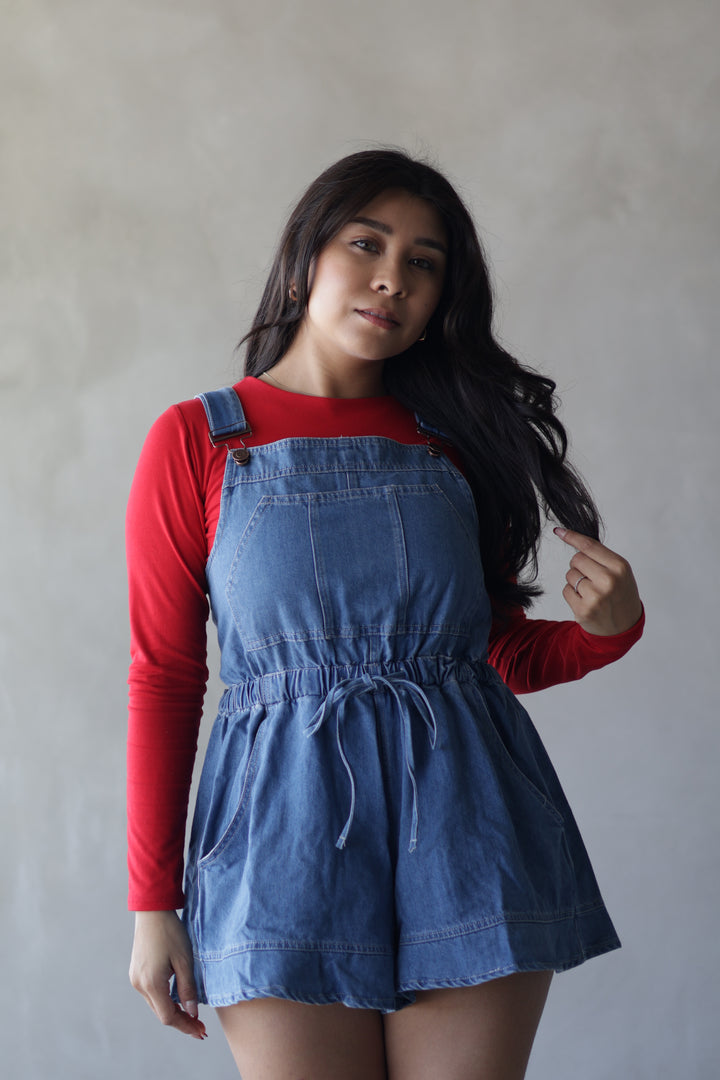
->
xmin=418 ymin=327 xmax=427 ymax=343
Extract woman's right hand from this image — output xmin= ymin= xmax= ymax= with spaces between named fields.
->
xmin=129 ymin=910 xmax=208 ymax=1040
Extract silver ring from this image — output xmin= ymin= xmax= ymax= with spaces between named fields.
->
xmin=573 ymin=575 xmax=588 ymax=595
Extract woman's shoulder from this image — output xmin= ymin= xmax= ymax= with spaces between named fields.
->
xmin=141 ymin=383 xmax=250 ymax=458
xmin=153 ymin=391 xmax=218 ymax=438
xmin=133 ymin=387 xmax=242 ymax=495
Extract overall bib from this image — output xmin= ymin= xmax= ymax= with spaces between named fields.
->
xmin=180 ymin=387 xmax=620 ymax=1011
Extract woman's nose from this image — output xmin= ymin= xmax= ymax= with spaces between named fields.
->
xmin=372 ymin=259 xmax=406 ymax=297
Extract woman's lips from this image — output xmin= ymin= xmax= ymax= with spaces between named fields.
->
xmin=356 ymin=308 xmax=401 ymax=329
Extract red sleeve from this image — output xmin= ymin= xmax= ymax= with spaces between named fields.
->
xmin=126 ymin=404 xmax=212 ymax=910
xmin=487 ymin=604 xmax=645 ymax=694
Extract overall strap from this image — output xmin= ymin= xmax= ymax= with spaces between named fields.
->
xmin=414 ymin=413 xmax=452 ymax=456
xmin=197 ymin=387 xmax=251 ymax=443
xmin=414 ymin=414 xmax=450 ymax=440
xmin=197 ymin=387 xmax=253 ymax=464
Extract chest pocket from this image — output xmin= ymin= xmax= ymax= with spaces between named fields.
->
xmin=224 ymin=482 xmax=485 ymax=652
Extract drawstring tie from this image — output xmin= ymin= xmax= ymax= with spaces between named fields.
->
xmin=304 ymin=673 xmax=438 ymax=853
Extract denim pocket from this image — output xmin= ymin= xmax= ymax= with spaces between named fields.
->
xmin=196 ymin=713 xmax=270 ymax=870
xmin=225 ymin=484 xmax=485 ymax=652
xmin=478 ymin=695 xmax=566 ymax=828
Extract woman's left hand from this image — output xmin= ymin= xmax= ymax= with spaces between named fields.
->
xmin=553 ymin=527 xmax=643 ymax=637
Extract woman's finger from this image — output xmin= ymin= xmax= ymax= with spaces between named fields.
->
xmin=553 ymin=527 xmax=625 ymax=572
xmin=566 ymin=552 xmax=613 ymax=589
xmin=172 ymin=951 xmax=206 ymax=1036
xmin=136 ymin=977 xmax=208 ymax=1040
xmin=562 ymin=581 xmax=586 ymax=616
xmin=567 ymin=570 xmax=591 ymax=595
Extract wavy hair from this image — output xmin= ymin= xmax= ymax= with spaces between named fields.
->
xmin=241 ymin=148 xmax=601 ymax=611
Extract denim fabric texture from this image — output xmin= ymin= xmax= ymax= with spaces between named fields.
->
xmin=178 ymin=387 xmax=620 ymax=1011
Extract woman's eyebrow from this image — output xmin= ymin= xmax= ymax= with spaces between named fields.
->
xmin=350 ymin=216 xmax=447 ymax=254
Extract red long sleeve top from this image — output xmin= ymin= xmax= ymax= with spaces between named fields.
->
xmin=126 ymin=377 xmax=644 ymax=910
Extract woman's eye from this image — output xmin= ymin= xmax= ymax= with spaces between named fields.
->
xmin=352 ymin=238 xmax=378 ymax=252
xmin=410 ymin=257 xmax=435 ymax=271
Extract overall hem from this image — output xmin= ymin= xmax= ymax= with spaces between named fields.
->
xmin=181 ymin=901 xmax=620 ymax=1013
xmin=396 ymin=900 xmax=621 ymax=989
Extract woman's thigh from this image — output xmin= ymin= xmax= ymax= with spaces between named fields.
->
xmin=216 ymin=997 xmax=387 ymax=1080
xmin=383 ymin=971 xmax=553 ymax=1080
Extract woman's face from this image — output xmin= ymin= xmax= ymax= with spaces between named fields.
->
xmin=297 ymin=189 xmax=447 ymax=370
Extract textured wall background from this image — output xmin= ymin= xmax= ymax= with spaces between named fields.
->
xmin=2 ymin=1 xmax=718 ymax=1076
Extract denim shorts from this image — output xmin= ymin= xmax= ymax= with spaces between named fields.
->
xmin=177 ymin=388 xmax=620 ymax=1012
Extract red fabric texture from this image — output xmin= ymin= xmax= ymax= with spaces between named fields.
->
xmin=126 ymin=377 xmax=644 ymax=910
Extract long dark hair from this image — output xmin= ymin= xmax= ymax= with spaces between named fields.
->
xmin=241 ymin=148 xmax=601 ymax=611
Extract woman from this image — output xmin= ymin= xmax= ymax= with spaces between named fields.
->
xmin=127 ymin=149 xmax=643 ymax=1079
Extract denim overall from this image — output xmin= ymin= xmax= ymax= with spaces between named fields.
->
xmin=180 ymin=387 xmax=620 ymax=1011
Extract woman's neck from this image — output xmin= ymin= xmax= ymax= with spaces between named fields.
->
xmin=262 ymin=343 xmax=387 ymax=399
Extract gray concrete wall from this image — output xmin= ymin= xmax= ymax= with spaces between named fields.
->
xmin=3 ymin=1 xmax=718 ymax=1075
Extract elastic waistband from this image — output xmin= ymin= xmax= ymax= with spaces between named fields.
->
xmin=219 ymin=655 xmax=496 ymax=714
